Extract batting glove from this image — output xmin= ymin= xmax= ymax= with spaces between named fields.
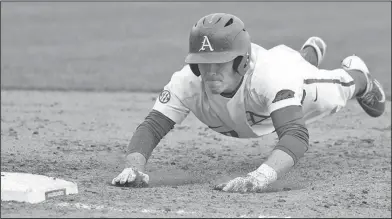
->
xmin=214 ymin=164 xmax=278 ymax=193
xmin=111 ymin=167 xmax=149 ymax=188
xmin=213 ymin=172 xmax=270 ymax=193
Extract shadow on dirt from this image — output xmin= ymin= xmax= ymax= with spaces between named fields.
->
xmin=148 ymin=169 xmax=204 ymax=187
xmin=105 ymin=168 xmax=206 ymax=188
xmin=263 ymin=180 xmax=311 ymax=193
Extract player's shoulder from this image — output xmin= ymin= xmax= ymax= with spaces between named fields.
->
xmin=250 ymin=42 xmax=268 ymax=56
xmin=166 ymin=64 xmax=202 ymax=99
xmin=263 ymin=44 xmax=304 ymax=68
xmin=268 ymin=44 xmax=301 ymax=58
xmin=248 ymin=44 xmax=305 ymax=97
xmin=251 ymin=44 xmax=305 ymax=79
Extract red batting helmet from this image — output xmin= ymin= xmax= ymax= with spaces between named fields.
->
xmin=185 ymin=13 xmax=252 ymax=76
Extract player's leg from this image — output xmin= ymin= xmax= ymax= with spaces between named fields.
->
xmin=299 ymin=36 xmax=327 ymax=68
xmin=299 ymin=37 xmax=385 ymax=118
xmin=341 ymin=55 xmax=386 ymax=117
xmin=297 ymin=37 xmax=350 ymax=120
xmin=299 ymin=37 xmax=366 ymax=97
xmin=302 ymin=56 xmax=385 ymax=119
xmin=301 ymin=67 xmax=356 ymax=122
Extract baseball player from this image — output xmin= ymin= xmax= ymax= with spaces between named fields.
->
xmin=112 ymin=13 xmax=386 ymax=193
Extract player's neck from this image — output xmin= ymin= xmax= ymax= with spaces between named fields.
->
xmin=220 ymin=75 xmax=244 ymax=98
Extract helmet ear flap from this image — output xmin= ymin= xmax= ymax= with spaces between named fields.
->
xmin=233 ymin=56 xmax=243 ymax=74
xmin=233 ymin=50 xmax=251 ymax=76
xmin=189 ymin=64 xmax=201 ymax=76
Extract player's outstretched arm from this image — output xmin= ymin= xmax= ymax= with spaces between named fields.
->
xmin=111 ymin=109 xmax=176 ymax=187
xmin=263 ymin=105 xmax=308 ymax=177
xmin=214 ymin=105 xmax=308 ymax=193
xmin=111 ymin=64 xmax=193 ymax=187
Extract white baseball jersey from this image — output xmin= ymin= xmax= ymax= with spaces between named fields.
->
xmin=153 ymin=43 xmax=355 ymax=138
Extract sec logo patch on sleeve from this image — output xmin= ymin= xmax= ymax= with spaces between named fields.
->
xmin=272 ymin=89 xmax=295 ymax=103
xmin=158 ymin=90 xmax=171 ymax=104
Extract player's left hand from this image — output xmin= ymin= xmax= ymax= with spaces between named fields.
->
xmin=213 ymin=173 xmax=269 ymax=193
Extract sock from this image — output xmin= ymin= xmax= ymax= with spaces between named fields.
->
xmin=300 ymin=46 xmax=319 ymax=67
xmin=346 ymin=69 xmax=368 ymax=98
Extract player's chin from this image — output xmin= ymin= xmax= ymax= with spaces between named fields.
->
xmin=206 ymin=81 xmax=224 ymax=94
xmin=210 ymin=88 xmax=224 ymax=94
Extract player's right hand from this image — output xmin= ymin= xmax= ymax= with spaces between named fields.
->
xmin=111 ymin=167 xmax=149 ymax=188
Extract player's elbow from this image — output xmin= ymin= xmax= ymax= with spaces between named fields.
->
xmin=275 ymin=123 xmax=309 ymax=165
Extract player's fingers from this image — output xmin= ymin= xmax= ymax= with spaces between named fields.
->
xmin=222 ymin=180 xmax=237 ymax=192
xmin=111 ymin=176 xmax=120 ymax=185
xmin=236 ymin=181 xmax=251 ymax=193
xmin=118 ymin=169 xmax=133 ymax=184
xmin=225 ymin=177 xmax=248 ymax=193
xmin=222 ymin=185 xmax=233 ymax=192
xmin=118 ymin=175 xmax=127 ymax=185
xmin=231 ymin=183 xmax=244 ymax=193
xmin=126 ymin=170 xmax=137 ymax=183
xmin=139 ymin=172 xmax=149 ymax=184
xmin=112 ymin=170 xmax=128 ymax=185
xmin=213 ymin=183 xmax=227 ymax=191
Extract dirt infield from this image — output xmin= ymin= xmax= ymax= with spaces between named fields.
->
xmin=1 ymin=90 xmax=391 ymax=217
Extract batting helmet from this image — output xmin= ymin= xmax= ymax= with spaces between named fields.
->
xmin=185 ymin=13 xmax=251 ymax=76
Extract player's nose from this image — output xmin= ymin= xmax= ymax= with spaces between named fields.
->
xmin=200 ymin=63 xmax=221 ymax=79
xmin=204 ymin=63 xmax=219 ymax=72
xmin=204 ymin=71 xmax=219 ymax=81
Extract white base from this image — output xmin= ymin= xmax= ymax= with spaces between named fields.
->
xmin=1 ymin=172 xmax=78 ymax=204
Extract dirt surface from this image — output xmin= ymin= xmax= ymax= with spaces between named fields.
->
xmin=1 ymin=90 xmax=391 ymax=218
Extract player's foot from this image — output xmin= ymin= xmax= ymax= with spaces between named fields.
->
xmin=301 ymin=36 xmax=327 ymax=67
xmin=341 ymin=55 xmax=386 ymax=117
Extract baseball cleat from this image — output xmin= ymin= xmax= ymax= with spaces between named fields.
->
xmin=301 ymin=36 xmax=327 ymax=67
xmin=341 ymin=55 xmax=386 ymax=117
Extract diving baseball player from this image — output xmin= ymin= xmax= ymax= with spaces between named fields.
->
xmin=112 ymin=13 xmax=386 ymax=193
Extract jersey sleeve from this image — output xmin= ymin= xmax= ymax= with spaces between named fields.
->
xmin=253 ymin=45 xmax=307 ymax=114
xmin=265 ymin=73 xmax=304 ymax=113
xmin=152 ymin=65 xmax=193 ymax=124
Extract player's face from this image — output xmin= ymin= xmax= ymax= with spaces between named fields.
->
xmin=198 ymin=60 xmax=239 ymax=94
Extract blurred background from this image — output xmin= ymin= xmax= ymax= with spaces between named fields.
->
xmin=1 ymin=2 xmax=391 ymax=98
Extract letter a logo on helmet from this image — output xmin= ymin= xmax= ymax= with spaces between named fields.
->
xmin=185 ymin=13 xmax=252 ymax=76
xmin=199 ymin=36 xmax=214 ymax=52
